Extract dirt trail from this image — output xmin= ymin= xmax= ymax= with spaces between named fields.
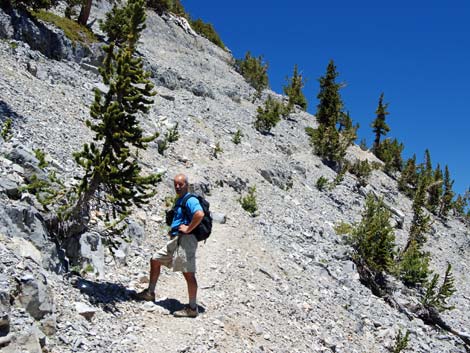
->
xmin=130 ymin=220 xmax=294 ymax=353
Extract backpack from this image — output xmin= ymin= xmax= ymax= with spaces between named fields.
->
xmin=165 ymin=193 xmax=212 ymax=242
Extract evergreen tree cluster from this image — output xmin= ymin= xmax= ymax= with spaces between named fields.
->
xmin=397 ymin=149 xmax=460 ymax=220
xmin=236 ymin=51 xmax=269 ymax=99
xmin=190 ymin=18 xmax=225 ymax=49
xmin=350 ymin=192 xmax=456 ymax=313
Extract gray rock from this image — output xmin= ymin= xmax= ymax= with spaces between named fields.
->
xmin=0 ymin=8 xmax=14 ymax=38
xmin=75 ymin=302 xmax=96 ymax=321
xmin=0 ymin=204 xmax=61 ymax=272
xmin=18 ymin=273 xmax=53 ymax=320
xmin=124 ymin=219 xmax=145 ymax=244
xmin=79 ymin=232 xmax=105 ymax=277
xmin=211 ymin=212 xmax=226 ymax=224
xmin=191 ymin=82 xmax=214 ymax=99
xmin=260 ymin=168 xmax=293 ymax=190
xmin=0 ymin=177 xmax=19 ymax=199
xmin=2 ymin=328 xmax=42 ymax=353
xmin=0 ymin=274 xmax=10 ymax=335
xmin=26 ymin=60 xmax=37 ymax=76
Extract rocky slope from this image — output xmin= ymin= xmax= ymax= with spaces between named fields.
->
xmin=0 ymin=3 xmax=469 ymax=352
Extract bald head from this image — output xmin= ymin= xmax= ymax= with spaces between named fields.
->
xmin=174 ymin=174 xmax=189 ymax=196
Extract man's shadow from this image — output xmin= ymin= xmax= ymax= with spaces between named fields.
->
xmin=72 ymin=277 xmax=205 ymax=314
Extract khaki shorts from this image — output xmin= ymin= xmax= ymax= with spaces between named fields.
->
xmin=152 ymin=234 xmax=198 ymax=273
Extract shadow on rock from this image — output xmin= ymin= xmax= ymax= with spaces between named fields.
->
xmin=0 ymin=100 xmax=26 ymax=124
xmin=72 ymin=277 xmax=135 ymax=313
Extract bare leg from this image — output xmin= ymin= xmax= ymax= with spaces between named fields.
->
xmin=182 ymin=272 xmax=198 ymax=308
xmin=148 ymin=259 xmax=161 ymax=293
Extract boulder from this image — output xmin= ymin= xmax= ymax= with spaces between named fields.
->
xmin=18 ymin=273 xmax=53 ymax=320
xmin=211 ymin=212 xmax=226 ymax=224
xmin=0 ymin=275 xmax=10 ymax=335
xmin=0 ymin=204 xmax=62 ymax=272
xmin=64 ymin=232 xmax=105 ymax=277
xmin=75 ymin=302 xmax=96 ymax=321
xmin=259 ymin=168 xmax=293 ymax=191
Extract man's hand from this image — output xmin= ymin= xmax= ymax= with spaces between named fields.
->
xmin=178 ymin=224 xmax=190 ymax=234
xmin=178 ymin=210 xmax=204 ymax=234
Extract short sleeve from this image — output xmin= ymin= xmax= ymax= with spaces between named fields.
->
xmin=186 ymin=196 xmax=203 ymax=217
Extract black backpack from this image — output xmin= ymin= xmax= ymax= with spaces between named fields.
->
xmin=166 ymin=193 xmax=212 ymax=242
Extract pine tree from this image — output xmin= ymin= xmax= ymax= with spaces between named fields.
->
xmin=316 ymin=60 xmax=343 ymax=127
xmin=309 ymin=60 xmax=353 ymax=166
xmin=439 ymin=165 xmax=454 ymax=218
xmin=399 ymin=239 xmax=430 ymax=286
xmin=423 ymin=149 xmax=433 ymax=184
xmin=398 ymin=155 xmax=418 ymax=197
xmin=371 ymin=93 xmax=390 ymax=152
xmin=65 ymin=0 xmax=159 ymax=236
xmin=427 ymin=163 xmax=443 ymax=214
xmin=351 ymin=195 xmax=396 ymax=274
xmin=283 ymin=64 xmax=307 ymax=111
xmin=375 ymin=138 xmax=404 ymax=175
xmin=407 ymin=176 xmax=431 ymax=248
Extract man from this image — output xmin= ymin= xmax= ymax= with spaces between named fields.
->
xmin=135 ymin=173 xmax=204 ymax=318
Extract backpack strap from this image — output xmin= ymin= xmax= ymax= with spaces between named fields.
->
xmin=180 ymin=193 xmax=196 ymax=223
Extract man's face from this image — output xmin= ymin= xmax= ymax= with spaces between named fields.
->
xmin=174 ymin=177 xmax=187 ymax=196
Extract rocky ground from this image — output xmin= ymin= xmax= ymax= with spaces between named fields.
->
xmin=0 ymin=2 xmax=469 ymax=352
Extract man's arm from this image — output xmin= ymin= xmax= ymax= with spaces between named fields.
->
xmin=178 ymin=210 xmax=204 ymax=234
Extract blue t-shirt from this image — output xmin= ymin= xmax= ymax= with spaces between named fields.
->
xmin=170 ymin=193 xmax=203 ymax=235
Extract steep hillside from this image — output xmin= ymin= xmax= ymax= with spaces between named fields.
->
xmin=0 ymin=3 xmax=469 ymax=353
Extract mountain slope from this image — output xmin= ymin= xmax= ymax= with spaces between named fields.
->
xmin=0 ymin=3 xmax=469 ymax=352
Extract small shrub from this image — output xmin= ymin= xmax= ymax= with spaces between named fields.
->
xmin=165 ymin=123 xmax=179 ymax=143
xmin=334 ymin=221 xmax=353 ymax=235
xmin=1 ymin=118 xmax=13 ymax=141
xmin=157 ymin=124 xmax=178 ymax=155
xmin=236 ymin=51 xmax=269 ymax=98
xmin=349 ymin=160 xmax=372 ymax=186
xmin=190 ymin=18 xmax=225 ymax=49
xmin=34 ymin=148 xmax=48 ymax=169
xmin=213 ymin=142 xmax=223 ymax=158
xmin=254 ymin=96 xmax=283 ymax=134
xmin=240 ymin=186 xmax=257 ymax=216
xmin=316 ymin=176 xmax=329 ymax=191
xmin=391 ymin=329 xmax=410 ymax=353
xmin=232 ymin=129 xmax=243 ymax=144
xmin=333 ymin=161 xmax=349 ymax=186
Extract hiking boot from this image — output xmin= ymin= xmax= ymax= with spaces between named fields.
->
xmin=133 ymin=289 xmax=155 ymax=301
xmin=173 ymin=305 xmax=198 ymax=318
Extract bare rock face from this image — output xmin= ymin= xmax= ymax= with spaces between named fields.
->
xmin=18 ymin=274 xmax=53 ymax=320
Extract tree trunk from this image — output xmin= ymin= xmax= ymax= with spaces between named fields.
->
xmin=77 ymin=0 xmax=92 ymax=26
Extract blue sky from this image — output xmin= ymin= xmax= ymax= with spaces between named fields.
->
xmin=184 ymin=1 xmax=470 ymax=196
